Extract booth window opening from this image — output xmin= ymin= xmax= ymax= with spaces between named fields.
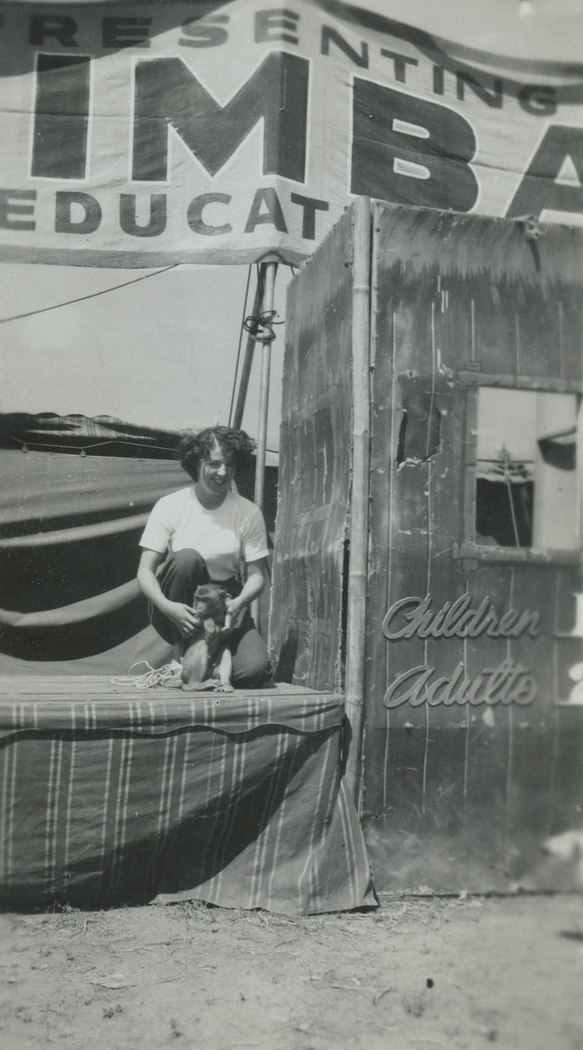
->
xmin=469 ymin=386 xmax=581 ymax=553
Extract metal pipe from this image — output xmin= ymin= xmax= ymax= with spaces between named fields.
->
xmin=344 ymin=196 xmax=372 ymax=809
xmin=232 ymin=280 xmax=262 ymax=431
xmin=252 ymin=260 xmax=278 ymax=631
xmin=254 ymin=260 xmax=278 ymax=511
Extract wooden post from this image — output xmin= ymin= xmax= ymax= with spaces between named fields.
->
xmin=344 ymin=196 xmax=372 ymax=809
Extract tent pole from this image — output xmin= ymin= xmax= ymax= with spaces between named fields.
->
xmin=232 ymin=279 xmax=262 ymax=431
xmin=344 ymin=196 xmax=372 ymax=809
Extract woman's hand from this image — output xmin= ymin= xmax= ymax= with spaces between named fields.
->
xmin=162 ymin=600 xmax=200 ymax=637
xmin=225 ymin=596 xmax=246 ymax=628
xmin=137 ymin=550 xmax=200 ymax=636
xmin=223 ymin=561 xmax=268 ymax=629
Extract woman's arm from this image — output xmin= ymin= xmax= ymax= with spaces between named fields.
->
xmin=137 ymin=548 xmax=200 ymax=637
xmin=226 ymin=559 xmax=267 ymax=622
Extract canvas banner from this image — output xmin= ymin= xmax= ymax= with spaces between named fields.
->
xmin=1 ymin=0 xmax=582 ymax=267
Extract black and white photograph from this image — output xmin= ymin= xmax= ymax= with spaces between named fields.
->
xmin=0 ymin=1 xmax=582 ymax=1047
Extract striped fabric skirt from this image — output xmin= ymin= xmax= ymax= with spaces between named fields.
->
xmin=0 ymin=678 xmax=376 ymax=915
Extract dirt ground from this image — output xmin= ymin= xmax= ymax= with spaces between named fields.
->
xmin=1 ymin=893 xmax=582 ymax=1050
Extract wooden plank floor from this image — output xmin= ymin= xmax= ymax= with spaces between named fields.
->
xmin=0 ymin=676 xmax=339 ymax=704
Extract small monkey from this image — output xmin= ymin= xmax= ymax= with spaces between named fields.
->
xmin=180 ymin=583 xmax=234 ymax=692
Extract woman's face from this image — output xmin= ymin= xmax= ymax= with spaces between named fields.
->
xmin=197 ymin=439 xmax=236 ymax=500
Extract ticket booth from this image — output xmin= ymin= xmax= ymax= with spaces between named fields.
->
xmin=269 ymin=199 xmax=583 ymax=891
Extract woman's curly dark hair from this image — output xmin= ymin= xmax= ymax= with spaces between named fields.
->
xmin=178 ymin=426 xmax=256 ymax=481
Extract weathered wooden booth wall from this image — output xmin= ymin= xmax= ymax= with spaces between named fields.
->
xmin=269 ymin=208 xmax=355 ymax=691
xmin=272 ymin=201 xmax=583 ymax=892
xmin=365 ymin=204 xmax=583 ymax=890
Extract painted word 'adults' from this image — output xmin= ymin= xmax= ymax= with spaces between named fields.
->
xmin=382 ymin=593 xmax=540 ymax=642
xmin=384 ymin=657 xmax=536 ymax=709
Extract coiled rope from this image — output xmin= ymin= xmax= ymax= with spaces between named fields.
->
xmin=111 ymin=660 xmax=183 ymax=690
xmin=242 ymin=308 xmax=283 ymax=344
xmin=242 ymin=261 xmax=284 ymax=344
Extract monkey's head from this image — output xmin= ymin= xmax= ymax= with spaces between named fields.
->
xmin=192 ymin=583 xmax=230 ymax=625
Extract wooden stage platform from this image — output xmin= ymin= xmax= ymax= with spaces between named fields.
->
xmin=0 ymin=674 xmax=330 ymax=705
xmin=0 ymin=675 xmax=347 ymax=737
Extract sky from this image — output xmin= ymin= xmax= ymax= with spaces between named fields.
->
xmin=477 ymin=388 xmax=577 ymax=462
xmin=0 ymin=261 xmax=292 ymax=456
xmin=370 ymin=0 xmax=583 ymax=62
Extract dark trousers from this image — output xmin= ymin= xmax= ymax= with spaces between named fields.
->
xmin=151 ymin=549 xmax=271 ymax=688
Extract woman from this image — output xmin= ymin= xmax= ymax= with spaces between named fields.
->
xmin=137 ymin=426 xmax=271 ymax=687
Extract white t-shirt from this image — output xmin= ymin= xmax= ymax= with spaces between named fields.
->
xmin=139 ymin=486 xmax=269 ymax=581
